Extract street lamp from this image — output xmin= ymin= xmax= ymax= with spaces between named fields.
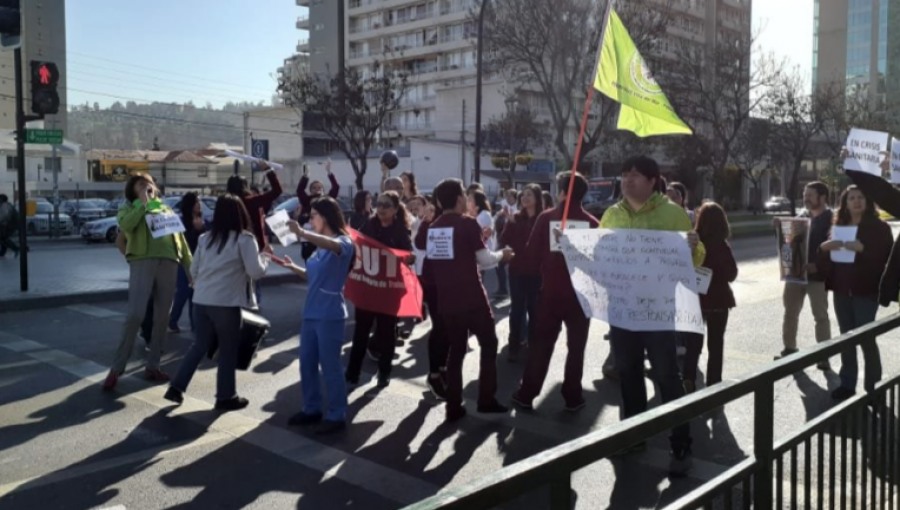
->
xmin=474 ymin=0 xmax=489 ymax=184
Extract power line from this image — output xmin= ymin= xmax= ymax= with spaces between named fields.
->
xmin=67 ymin=72 xmax=271 ymax=105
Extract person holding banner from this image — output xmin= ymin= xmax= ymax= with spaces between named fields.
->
xmin=500 ymin=184 xmax=544 ymax=362
xmin=298 ymin=160 xmax=340 ymax=261
xmin=103 ymin=174 xmax=193 ymax=391
xmin=818 ymin=185 xmax=892 ymax=401
xmin=164 ymin=195 xmax=273 ymax=411
xmin=345 ymin=191 xmax=415 ymax=388
xmin=598 ymin=156 xmax=704 ymax=476
xmin=428 ymin=179 xmax=513 ymax=422
xmin=277 ymin=198 xmax=355 ymax=434
xmin=512 ymin=172 xmax=599 ymax=411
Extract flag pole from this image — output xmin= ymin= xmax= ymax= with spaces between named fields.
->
xmin=561 ymin=0 xmax=615 ymax=230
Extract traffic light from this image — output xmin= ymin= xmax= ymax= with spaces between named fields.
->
xmin=0 ymin=0 xmax=20 ymax=50
xmin=31 ymin=61 xmax=60 ymax=116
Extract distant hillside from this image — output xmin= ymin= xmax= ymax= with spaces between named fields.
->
xmin=66 ymin=100 xmax=269 ymax=151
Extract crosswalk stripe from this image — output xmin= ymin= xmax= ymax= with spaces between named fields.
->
xmin=65 ymin=304 xmax=124 ymax=319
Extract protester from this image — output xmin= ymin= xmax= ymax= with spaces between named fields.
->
xmin=512 ymin=173 xmax=599 ymax=409
xmin=116 ymin=230 xmax=155 ymax=348
xmin=345 ymin=191 xmax=414 ymax=388
xmin=348 ymin=190 xmax=373 ymax=231
xmin=493 ymin=190 xmax=518 ymax=299
xmin=279 ymin=197 xmax=355 ymax=434
xmin=381 ymin=162 xmax=405 ymax=194
xmin=467 ymin=182 xmax=485 ymax=195
xmin=818 ymin=185 xmax=892 ymax=400
xmin=599 ymin=156 xmax=705 ymax=476
xmin=0 ymin=194 xmax=20 ymax=258
xmin=426 ymin=178 xmax=513 ymax=421
xmin=168 ymin=193 xmax=205 ymax=333
xmin=400 ymin=171 xmax=419 ymax=203
xmin=415 ymin=196 xmax=450 ymax=400
xmin=774 ymin=182 xmax=833 ymax=368
xmin=500 ymin=184 xmax=544 ymax=362
xmin=298 ymin=160 xmax=340 ymax=261
xmin=164 ymin=195 xmax=272 ymax=410
xmin=542 ymin=190 xmax=554 ymax=210
xmin=682 ymin=202 xmax=738 ymax=394
xmin=468 ymin=190 xmax=497 ymax=276
xmin=667 ymin=182 xmax=694 ymax=223
xmin=104 ymin=174 xmax=192 ymax=390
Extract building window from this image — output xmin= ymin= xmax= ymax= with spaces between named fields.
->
xmin=314 ymin=23 xmax=325 ymax=31
xmin=6 ymin=156 xmax=18 ymax=171
xmin=43 ymin=157 xmax=62 ymax=171
xmin=198 ymin=166 xmax=209 ymax=178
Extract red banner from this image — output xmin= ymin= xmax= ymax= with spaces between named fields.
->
xmin=346 ymin=229 xmax=423 ymax=319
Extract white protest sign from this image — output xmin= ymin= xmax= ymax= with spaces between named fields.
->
xmin=891 ymin=138 xmax=900 ymax=184
xmin=426 ymin=228 xmax=454 ymax=260
xmin=265 ymin=210 xmax=298 ymax=247
xmin=560 ymin=229 xmax=704 ymax=334
xmin=695 ymin=267 xmax=713 ymax=295
xmin=145 ymin=211 xmax=185 ymax=239
xmin=549 ymin=220 xmax=590 ymax=252
xmin=830 ymin=226 xmax=858 ymax=264
xmin=224 ymin=150 xmax=285 ymax=171
xmin=844 ymin=128 xmax=889 ymax=175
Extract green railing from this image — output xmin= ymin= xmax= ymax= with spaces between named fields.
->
xmin=403 ymin=313 xmax=900 ymax=510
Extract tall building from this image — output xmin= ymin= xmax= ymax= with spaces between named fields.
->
xmin=814 ymin=0 xmax=900 ymax=101
xmin=299 ymin=0 xmax=345 ymax=75
xmin=0 ymin=0 xmax=67 ymax=131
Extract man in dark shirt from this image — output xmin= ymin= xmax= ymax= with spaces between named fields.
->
xmin=427 ymin=178 xmax=513 ymax=422
xmin=774 ymin=182 xmax=833 ymax=367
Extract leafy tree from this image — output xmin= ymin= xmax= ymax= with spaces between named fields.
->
xmin=481 ymin=104 xmax=547 ymax=185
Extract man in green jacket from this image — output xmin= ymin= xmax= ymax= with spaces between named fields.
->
xmin=599 ymin=156 xmax=704 ymax=477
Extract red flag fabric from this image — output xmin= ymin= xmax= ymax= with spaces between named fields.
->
xmin=346 ymin=229 xmax=423 ymax=319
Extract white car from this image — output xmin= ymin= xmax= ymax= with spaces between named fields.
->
xmin=80 ymin=216 xmax=120 ymax=243
xmin=26 ymin=202 xmax=73 ymax=236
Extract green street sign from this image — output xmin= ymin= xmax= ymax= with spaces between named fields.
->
xmin=26 ymin=129 xmax=64 ymax=145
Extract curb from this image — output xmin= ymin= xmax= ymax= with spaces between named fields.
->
xmin=0 ymin=273 xmax=300 ymax=314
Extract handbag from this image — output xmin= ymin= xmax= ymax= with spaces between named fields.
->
xmin=206 ymin=308 xmax=271 ymax=371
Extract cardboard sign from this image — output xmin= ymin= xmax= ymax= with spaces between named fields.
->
xmin=830 ymin=226 xmax=858 ymax=264
xmin=775 ymin=218 xmax=810 ymax=284
xmin=891 ymin=137 xmax=900 ymax=184
xmin=845 ymin=128 xmax=890 ymax=175
xmin=145 ymin=211 xmax=185 ymax=239
xmin=265 ymin=210 xmax=298 ymax=247
xmin=695 ymin=267 xmax=713 ymax=295
xmin=550 ymin=220 xmax=590 ymax=252
xmin=426 ymin=228 xmax=454 ymax=260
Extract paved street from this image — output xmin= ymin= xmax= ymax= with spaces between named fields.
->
xmin=2 ymin=235 xmax=900 ymax=509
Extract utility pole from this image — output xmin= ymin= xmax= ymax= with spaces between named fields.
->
xmin=473 ymin=0 xmax=488 ymax=184
xmin=460 ymin=99 xmax=467 ymax=183
xmin=14 ymin=47 xmax=28 ymax=291
xmin=51 ymin=118 xmax=59 ymax=238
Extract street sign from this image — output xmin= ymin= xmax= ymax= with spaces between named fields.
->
xmin=251 ymin=139 xmax=269 ymax=160
xmin=26 ymin=129 xmax=63 ymax=145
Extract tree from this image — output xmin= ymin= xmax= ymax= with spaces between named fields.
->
xmin=278 ymin=62 xmax=409 ymax=190
xmin=666 ymin=31 xmax=784 ymax=202
xmin=762 ymin=70 xmax=842 ymax=215
xmin=821 ymin=83 xmax=900 ymax=159
xmin=480 ymin=0 xmax=672 ymax=168
xmin=481 ymin=105 xmax=547 ymax=185
xmin=731 ymin=118 xmax=775 ymax=213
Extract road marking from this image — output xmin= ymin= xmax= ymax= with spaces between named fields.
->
xmin=66 ymin=304 xmax=123 ymax=319
xmin=98 ymin=506 xmax=127 ymax=510
xmin=0 ymin=359 xmax=42 ymax=371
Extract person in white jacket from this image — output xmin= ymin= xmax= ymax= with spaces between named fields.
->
xmin=164 ymin=195 xmax=271 ymax=411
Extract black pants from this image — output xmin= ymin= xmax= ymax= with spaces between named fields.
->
xmin=508 ymin=273 xmax=540 ymax=352
xmin=346 ymin=308 xmax=399 ymax=380
xmin=682 ymin=310 xmax=729 ymax=387
xmin=495 ymin=262 xmax=509 ymax=295
xmin=0 ymin=225 xmax=19 ymax=256
xmin=423 ymin=284 xmax=449 ymax=374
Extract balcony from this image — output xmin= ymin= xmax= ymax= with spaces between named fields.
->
xmin=297 ymin=15 xmax=310 ymax=30
xmin=297 ymin=39 xmax=310 ymax=53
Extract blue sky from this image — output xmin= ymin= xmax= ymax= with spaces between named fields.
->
xmin=65 ymin=0 xmax=812 ymax=110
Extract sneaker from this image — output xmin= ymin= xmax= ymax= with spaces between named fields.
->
xmin=510 ymin=392 xmax=534 ymax=410
xmin=477 ymin=400 xmax=509 ymax=414
xmin=102 ymin=370 xmax=119 ymax=391
xmin=144 ymin=369 xmax=171 ymax=382
xmin=774 ymin=348 xmax=799 ymax=361
xmin=817 ymin=360 xmax=832 ymax=371
xmin=564 ymin=399 xmax=587 ymax=413
xmin=427 ymin=374 xmax=448 ymax=401
xmin=602 ymin=364 xmax=619 ymax=381
xmin=163 ymin=386 xmax=184 ymax=405
xmin=831 ymin=387 xmax=856 ymax=401
xmin=367 ymin=348 xmax=381 ymax=362
xmin=288 ymin=412 xmax=323 ymax=426
xmin=215 ymin=396 xmax=249 ymax=412
xmin=316 ymin=420 xmax=346 ymax=435
xmin=446 ymin=406 xmax=467 ymax=422
xmin=669 ymin=448 xmax=694 ymax=477
xmin=376 ymin=375 xmax=390 ymax=388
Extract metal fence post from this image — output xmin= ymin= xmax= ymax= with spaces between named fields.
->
xmin=754 ymin=382 xmax=775 ymax=510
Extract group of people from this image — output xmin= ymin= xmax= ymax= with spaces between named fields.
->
xmin=0 ymin=193 xmax=20 ymax=258
xmin=95 ymin=149 xmax=899 ymax=478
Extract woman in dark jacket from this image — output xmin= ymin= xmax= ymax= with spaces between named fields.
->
xmin=298 ymin=160 xmax=341 ymax=261
xmin=819 ymin=185 xmax=893 ymax=400
xmin=345 ymin=191 xmax=414 ymax=387
xmin=168 ymin=193 xmax=205 ymax=332
xmin=414 ymin=197 xmax=449 ymax=400
xmin=499 ymin=183 xmax=543 ymax=362
xmin=348 ymin=190 xmax=372 ymax=231
xmin=683 ymin=202 xmax=738 ymax=393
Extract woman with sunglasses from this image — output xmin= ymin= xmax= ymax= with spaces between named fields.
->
xmin=345 ymin=191 xmax=414 ymax=388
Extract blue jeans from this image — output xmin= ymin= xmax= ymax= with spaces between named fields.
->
xmin=833 ymin=294 xmax=882 ymax=392
xmin=300 ymin=319 xmax=347 ymax=422
xmin=171 ymin=304 xmax=241 ymax=400
xmin=508 ymin=273 xmax=540 ymax=350
xmin=169 ymin=266 xmax=194 ymax=330
xmin=610 ymin=327 xmax=691 ymax=451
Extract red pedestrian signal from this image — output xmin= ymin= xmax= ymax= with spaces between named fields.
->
xmin=39 ymin=64 xmax=51 ymax=85
xmin=30 ymin=61 xmax=60 ymax=116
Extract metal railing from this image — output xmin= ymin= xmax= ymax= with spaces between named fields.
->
xmin=403 ymin=313 xmax=900 ymax=510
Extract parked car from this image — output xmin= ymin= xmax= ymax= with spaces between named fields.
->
xmin=105 ymin=196 xmax=128 ymax=217
xmin=764 ymin=197 xmax=792 ymax=213
xmin=26 ymin=202 xmax=73 ymax=236
xmin=80 ymin=216 xmax=119 ymax=243
xmin=61 ymin=199 xmax=107 ymax=227
xmin=582 ymin=177 xmax=622 ymax=220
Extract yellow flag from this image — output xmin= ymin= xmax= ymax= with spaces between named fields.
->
xmin=594 ymin=9 xmax=692 ymax=137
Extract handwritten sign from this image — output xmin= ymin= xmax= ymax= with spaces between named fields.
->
xmin=891 ymin=137 xmax=900 ymax=184
xmin=549 ymin=220 xmax=590 ymax=252
xmin=145 ymin=211 xmax=185 ymax=239
xmin=695 ymin=267 xmax=713 ymax=295
xmin=845 ymin=128 xmax=889 ymax=175
xmin=560 ymin=229 xmax=704 ymax=334
xmin=426 ymin=228 xmax=454 ymax=260
xmin=830 ymin=226 xmax=858 ymax=264
xmin=265 ymin=210 xmax=298 ymax=247
xmin=775 ymin=218 xmax=810 ymax=284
